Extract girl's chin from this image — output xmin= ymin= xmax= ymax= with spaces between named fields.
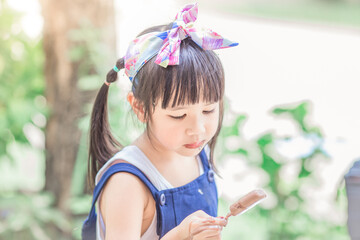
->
xmin=180 ymin=146 xmax=204 ymax=156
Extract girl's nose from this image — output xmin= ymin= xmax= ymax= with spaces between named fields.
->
xmin=186 ymin=116 xmax=206 ymax=136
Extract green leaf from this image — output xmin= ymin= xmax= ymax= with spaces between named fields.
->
xmin=273 ymin=102 xmax=309 ymax=133
xmin=257 ymin=133 xmax=273 ymax=148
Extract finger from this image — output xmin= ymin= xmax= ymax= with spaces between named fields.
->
xmin=198 ymin=217 xmax=227 ymax=228
xmin=191 ymin=225 xmax=222 ymax=237
xmin=190 ymin=217 xmax=212 ymax=233
xmin=204 ymin=235 xmax=222 ymax=240
xmin=191 ymin=226 xmax=222 ymax=239
xmin=188 ymin=215 xmax=226 ymax=239
xmin=190 ymin=217 xmax=220 ymax=230
xmin=190 ymin=218 xmax=226 ymax=235
xmin=218 ymin=216 xmax=228 ymax=227
xmin=211 ymin=217 xmax=227 ymax=227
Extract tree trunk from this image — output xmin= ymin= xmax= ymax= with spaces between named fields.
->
xmin=40 ymin=0 xmax=116 ymax=215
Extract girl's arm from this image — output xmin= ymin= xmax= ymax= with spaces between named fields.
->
xmin=100 ymin=172 xmax=227 ymax=240
xmin=100 ymin=172 xmax=150 ymax=240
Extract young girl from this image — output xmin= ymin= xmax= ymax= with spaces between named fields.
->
xmin=85 ymin=3 xmax=238 ymax=240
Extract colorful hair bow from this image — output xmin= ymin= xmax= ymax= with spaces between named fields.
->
xmin=124 ymin=3 xmax=238 ymax=81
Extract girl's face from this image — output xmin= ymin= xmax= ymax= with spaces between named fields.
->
xmin=147 ymin=99 xmax=220 ymax=157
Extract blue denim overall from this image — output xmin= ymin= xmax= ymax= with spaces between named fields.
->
xmin=82 ymin=149 xmax=218 ymax=240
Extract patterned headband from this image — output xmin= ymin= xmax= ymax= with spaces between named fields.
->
xmin=123 ymin=3 xmax=238 ymax=82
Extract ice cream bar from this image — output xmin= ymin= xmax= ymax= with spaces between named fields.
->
xmin=225 ymin=189 xmax=266 ymax=220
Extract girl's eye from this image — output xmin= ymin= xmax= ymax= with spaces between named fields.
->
xmin=203 ymin=109 xmax=215 ymax=114
xmin=170 ymin=114 xmax=186 ymax=120
xmin=169 ymin=109 xmax=214 ymax=119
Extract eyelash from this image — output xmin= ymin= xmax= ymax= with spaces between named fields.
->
xmin=170 ymin=109 xmax=215 ymax=120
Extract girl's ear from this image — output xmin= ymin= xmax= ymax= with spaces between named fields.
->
xmin=127 ymin=92 xmax=146 ymax=123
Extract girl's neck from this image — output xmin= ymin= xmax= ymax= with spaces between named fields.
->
xmin=133 ymin=132 xmax=193 ymax=165
xmin=133 ymin=132 xmax=201 ymax=187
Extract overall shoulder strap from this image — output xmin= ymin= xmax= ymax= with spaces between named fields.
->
xmin=199 ymin=149 xmax=210 ymax=171
xmin=88 ymin=162 xmax=159 ymax=219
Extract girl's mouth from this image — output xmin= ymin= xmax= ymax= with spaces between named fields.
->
xmin=184 ymin=140 xmax=205 ymax=149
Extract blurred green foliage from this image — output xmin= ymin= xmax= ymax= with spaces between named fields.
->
xmin=0 ymin=1 xmax=70 ymax=239
xmin=0 ymin=0 xmax=46 ymax=157
xmin=0 ymin=191 xmax=71 ymax=240
xmin=218 ymin=102 xmax=349 ymax=239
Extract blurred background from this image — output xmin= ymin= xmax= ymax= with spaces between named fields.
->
xmin=1 ymin=0 xmax=360 ymax=239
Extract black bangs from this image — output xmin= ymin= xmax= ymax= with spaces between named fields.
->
xmin=159 ymin=39 xmax=225 ymax=109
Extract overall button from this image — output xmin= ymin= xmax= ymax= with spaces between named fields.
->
xmin=160 ymin=193 xmax=166 ymax=206
xmin=208 ymin=170 xmax=215 ymax=182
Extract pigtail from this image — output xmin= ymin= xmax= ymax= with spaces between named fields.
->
xmin=88 ymin=58 xmax=124 ymax=189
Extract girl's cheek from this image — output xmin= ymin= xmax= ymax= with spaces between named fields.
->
xmin=209 ymin=116 xmax=219 ymax=132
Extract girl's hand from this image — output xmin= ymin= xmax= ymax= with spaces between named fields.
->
xmin=177 ymin=210 xmax=227 ymax=240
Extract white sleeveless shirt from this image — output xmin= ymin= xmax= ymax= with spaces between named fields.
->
xmin=95 ymin=145 xmax=206 ymax=240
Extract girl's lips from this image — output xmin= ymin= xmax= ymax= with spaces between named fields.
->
xmin=184 ymin=140 xmax=205 ymax=149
